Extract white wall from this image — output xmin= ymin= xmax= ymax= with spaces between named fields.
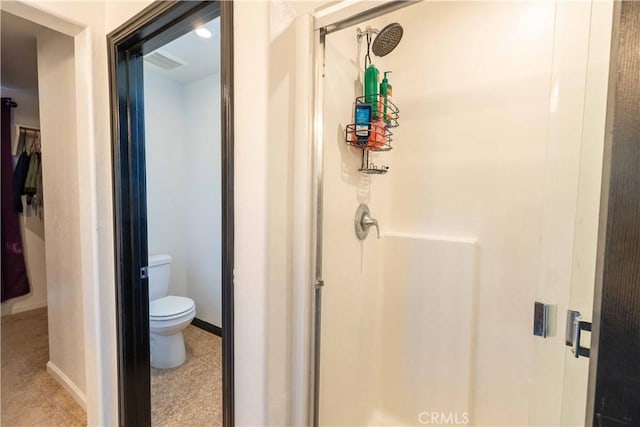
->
xmin=144 ymin=67 xmax=222 ymax=327
xmin=185 ymin=74 xmax=222 ymax=327
xmin=1 ymin=87 xmax=39 ymax=128
xmin=0 ymin=86 xmax=47 ymax=316
xmin=144 ymin=68 xmax=189 ymax=298
xmin=234 ymin=1 xmax=316 ymax=424
xmin=37 ymin=26 xmax=86 ymax=402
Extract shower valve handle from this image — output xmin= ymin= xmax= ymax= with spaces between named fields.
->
xmin=355 ymin=204 xmax=380 ymax=240
xmin=362 ymin=214 xmax=380 ymax=239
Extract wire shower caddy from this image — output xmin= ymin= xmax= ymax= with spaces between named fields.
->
xmin=345 ymin=94 xmax=399 ymax=174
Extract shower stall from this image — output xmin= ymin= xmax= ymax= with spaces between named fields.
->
xmin=311 ymin=1 xmax=613 ymax=425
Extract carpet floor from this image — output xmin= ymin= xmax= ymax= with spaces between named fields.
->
xmin=1 ymin=308 xmax=86 ymax=426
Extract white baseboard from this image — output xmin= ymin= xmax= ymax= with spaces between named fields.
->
xmin=46 ymin=361 xmax=87 ymax=410
xmin=0 ymin=299 xmax=47 ymax=316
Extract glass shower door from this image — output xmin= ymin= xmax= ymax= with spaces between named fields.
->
xmin=315 ymin=1 xmax=612 ymax=425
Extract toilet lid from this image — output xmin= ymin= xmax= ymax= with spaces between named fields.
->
xmin=149 ymin=296 xmax=195 ymax=318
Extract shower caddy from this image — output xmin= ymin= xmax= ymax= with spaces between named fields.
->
xmin=344 ymin=95 xmax=399 ymax=174
xmin=345 ymin=26 xmax=400 ymax=175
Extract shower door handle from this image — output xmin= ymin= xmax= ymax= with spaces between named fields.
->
xmin=565 ymin=310 xmax=591 ymax=358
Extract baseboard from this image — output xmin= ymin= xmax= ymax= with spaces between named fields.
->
xmin=0 ymin=298 xmax=47 ymax=316
xmin=191 ymin=317 xmax=222 ymax=337
xmin=46 ymin=361 xmax=87 ymax=411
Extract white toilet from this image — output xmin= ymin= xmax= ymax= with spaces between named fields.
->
xmin=148 ymin=254 xmax=196 ymax=369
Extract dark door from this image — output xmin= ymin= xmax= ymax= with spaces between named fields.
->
xmin=590 ymin=2 xmax=640 ymax=426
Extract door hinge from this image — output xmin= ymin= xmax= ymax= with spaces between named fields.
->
xmin=315 ymin=279 xmax=324 ymax=288
xmin=140 ymin=266 xmax=148 ymax=279
xmin=565 ymin=310 xmax=591 ymax=358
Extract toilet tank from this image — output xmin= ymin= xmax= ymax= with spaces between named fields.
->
xmin=148 ymin=254 xmax=171 ymax=301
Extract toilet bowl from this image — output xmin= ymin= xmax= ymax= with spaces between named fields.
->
xmin=148 ymin=254 xmax=196 ymax=369
xmin=149 ymin=295 xmax=195 ymax=368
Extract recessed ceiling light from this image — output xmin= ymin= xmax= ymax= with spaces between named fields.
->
xmin=195 ymin=27 xmax=212 ymax=38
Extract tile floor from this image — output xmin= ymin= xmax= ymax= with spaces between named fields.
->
xmin=1 ymin=308 xmax=86 ymax=426
xmin=151 ymin=325 xmax=222 ymax=426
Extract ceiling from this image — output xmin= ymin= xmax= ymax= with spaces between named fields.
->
xmin=1 ymin=11 xmax=42 ymax=92
xmin=144 ymin=17 xmax=220 ymax=83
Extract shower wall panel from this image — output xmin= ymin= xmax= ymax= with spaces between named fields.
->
xmin=319 ymin=14 xmax=391 ymax=424
xmin=375 ymin=234 xmax=476 ymax=426
xmin=380 ymin=4 xmax=555 ymax=422
xmin=321 ymin=2 xmax=555 ymax=425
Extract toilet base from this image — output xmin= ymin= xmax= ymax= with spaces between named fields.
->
xmin=150 ymin=331 xmax=186 ymax=369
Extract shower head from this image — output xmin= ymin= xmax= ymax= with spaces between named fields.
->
xmin=371 ymin=23 xmax=403 ymax=57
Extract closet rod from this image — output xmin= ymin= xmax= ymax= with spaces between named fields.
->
xmin=18 ymin=125 xmax=40 ymax=133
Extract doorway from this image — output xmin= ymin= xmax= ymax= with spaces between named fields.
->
xmin=107 ymin=1 xmax=234 ymax=426
xmin=1 ymin=10 xmax=87 ymax=426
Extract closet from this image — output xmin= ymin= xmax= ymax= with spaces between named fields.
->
xmin=1 ymin=97 xmax=47 ymax=313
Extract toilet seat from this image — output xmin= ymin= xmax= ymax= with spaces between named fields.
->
xmin=150 ymin=296 xmax=195 ymax=320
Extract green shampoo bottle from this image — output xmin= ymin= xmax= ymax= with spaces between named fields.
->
xmin=380 ymin=71 xmax=392 ymax=124
xmin=364 ymin=64 xmax=380 ymax=118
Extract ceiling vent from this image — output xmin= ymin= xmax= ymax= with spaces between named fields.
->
xmin=143 ymin=51 xmax=184 ymax=70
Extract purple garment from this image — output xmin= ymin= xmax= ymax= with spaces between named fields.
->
xmin=1 ymin=98 xmax=30 ymax=302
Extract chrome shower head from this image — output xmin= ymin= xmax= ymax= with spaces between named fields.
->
xmin=371 ymin=23 xmax=403 ymax=57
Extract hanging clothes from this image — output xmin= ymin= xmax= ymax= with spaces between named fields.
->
xmin=24 ymin=152 xmax=40 ymax=203
xmin=12 ymin=149 xmax=29 ymax=213
xmin=31 ymin=156 xmax=44 ymax=219
xmin=1 ymin=97 xmax=30 ymax=301
xmin=12 ymin=128 xmax=42 ymax=214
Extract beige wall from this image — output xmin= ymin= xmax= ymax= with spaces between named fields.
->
xmin=233 ymin=2 xmax=326 ymax=424
xmin=184 ymin=73 xmax=223 ymax=327
xmin=37 ymin=26 xmax=86 ymax=404
xmin=143 ymin=68 xmax=189 ymax=299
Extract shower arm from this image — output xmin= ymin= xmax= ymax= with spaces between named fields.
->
xmin=356 ymin=26 xmax=379 ymax=43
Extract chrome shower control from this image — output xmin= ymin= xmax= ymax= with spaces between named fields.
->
xmin=355 ymin=204 xmax=380 ymax=240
